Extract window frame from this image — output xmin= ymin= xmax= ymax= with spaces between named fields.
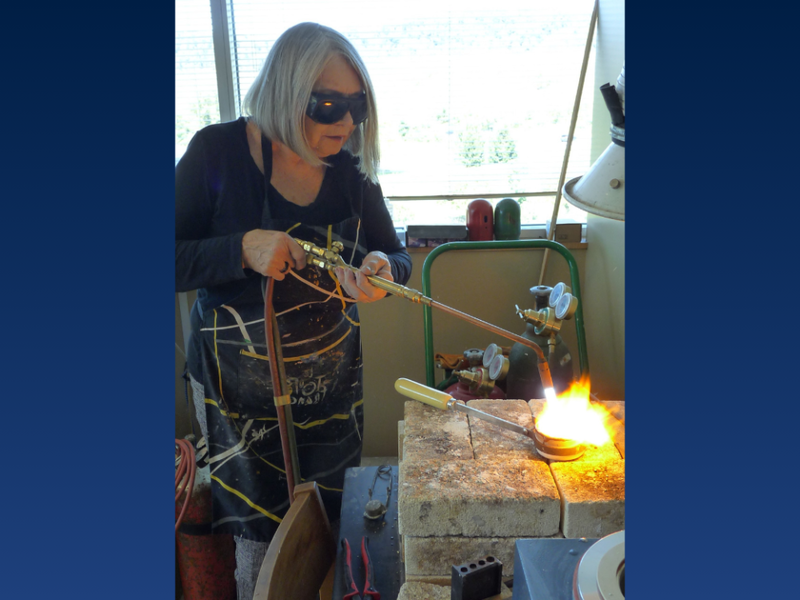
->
xmin=200 ymin=0 xmax=596 ymax=226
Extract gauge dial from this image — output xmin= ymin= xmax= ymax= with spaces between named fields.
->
xmin=555 ymin=292 xmax=578 ymax=320
xmin=548 ymin=282 xmax=571 ymax=308
xmin=483 ymin=343 xmax=502 ymax=368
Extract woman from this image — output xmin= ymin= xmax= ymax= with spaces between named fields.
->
xmin=175 ymin=22 xmax=411 ymax=599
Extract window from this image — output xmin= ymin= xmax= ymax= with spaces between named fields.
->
xmin=176 ymin=0 xmax=597 ymax=226
xmin=175 ymin=0 xmax=220 ymax=160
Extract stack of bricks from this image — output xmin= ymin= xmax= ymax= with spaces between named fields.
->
xmin=396 ymin=398 xmax=625 ymax=588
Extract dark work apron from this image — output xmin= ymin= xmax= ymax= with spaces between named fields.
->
xmin=198 ymin=138 xmax=369 ymax=541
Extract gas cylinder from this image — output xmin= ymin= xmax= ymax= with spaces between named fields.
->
xmin=494 ymin=198 xmax=521 ymax=240
xmin=467 ymin=199 xmax=494 ymax=241
xmin=506 ymin=285 xmax=575 ymax=400
xmin=176 ymin=464 xmax=237 ymax=600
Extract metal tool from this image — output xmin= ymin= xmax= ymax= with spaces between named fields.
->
xmin=363 ymin=465 xmax=392 ymax=521
xmin=394 ymin=378 xmax=586 ymax=461
xmin=361 ymin=537 xmax=380 ymax=600
xmin=294 ymin=238 xmax=555 ymax=392
xmin=395 ymin=378 xmax=536 ymax=440
xmin=341 ymin=538 xmax=361 ymax=600
xmin=451 ymin=555 xmax=502 ymax=600
xmin=340 ymin=536 xmax=380 ymax=600
xmin=295 ymin=239 xmax=427 ymax=304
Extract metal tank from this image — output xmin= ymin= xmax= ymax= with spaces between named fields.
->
xmin=505 ymin=285 xmax=575 ymax=400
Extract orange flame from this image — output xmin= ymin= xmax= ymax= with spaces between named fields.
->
xmin=536 ymin=377 xmax=610 ymax=445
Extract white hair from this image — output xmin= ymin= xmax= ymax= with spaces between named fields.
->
xmin=243 ymin=22 xmax=380 ymax=183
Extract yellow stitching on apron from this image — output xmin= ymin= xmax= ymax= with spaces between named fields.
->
xmin=210 ymin=475 xmax=283 ymax=524
xmin=294 ymin=399 xmax=364 ymax=430
xmin=208 ymin=318 xmax=287 ymax=477
xmin=341 ymin=307 xmax=360 ymax=327
xmin=286 ymin=222 xmax=301 ymax=235
xmin=240 ymin=328 xmax=353 ymax=363
xmin=314 ymin=482 xmax=344 ymax=493
xmin=239 ymin=350 xmax=270 ymax=360
xmin=205 ymin=410 xmax=286 ymax=473
xmin=203 ymin=398 xmax=240 ymax=419
xmin=213 ymin=309 xmax=226 ymax=404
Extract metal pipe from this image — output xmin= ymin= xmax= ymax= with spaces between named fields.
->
xmin=363 ymin=273 xmax=556 ymax=390
xmin=428 ymin=300 xmax=549 ymax=364
xmin=265 ymin=277 xmax=300 ymax=504
xmin=449 ymin=401 xmax=534 ymax=440
xmin=538 ymin=0 xmax=599 ymax=285
xmin=421 ymin=240 xmax=589 ymax=387
xmin=368 ymin=281 xmax=553 ymax=389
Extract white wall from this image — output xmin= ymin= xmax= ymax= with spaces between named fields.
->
xmin=582 ymin=0 xmax=625 ymax=400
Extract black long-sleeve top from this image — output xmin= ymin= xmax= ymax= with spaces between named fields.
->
xmin=176 ymin=117 xmax=411 ymax=378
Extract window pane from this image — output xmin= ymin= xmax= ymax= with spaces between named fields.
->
xmin=188 ymin=0 xmax=596 ymax=224
xmin=176 ymin=0 xmax=221 ymax=161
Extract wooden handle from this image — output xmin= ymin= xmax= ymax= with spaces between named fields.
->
xmin=394 ymin=378 xmax=452 ymax=410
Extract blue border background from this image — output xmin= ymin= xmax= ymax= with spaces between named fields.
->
xmin=627 ymin=4 xmax=798 ymax=600
xmin=3 ymin=2 xmax=175 ymax=597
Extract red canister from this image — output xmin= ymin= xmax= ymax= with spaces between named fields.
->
xmin=467 ymin=199 xmax=493 ymax=241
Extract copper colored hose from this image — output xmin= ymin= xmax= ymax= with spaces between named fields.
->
xmin=175 ymin=439 xmax=196 ymax=532
xmin=264 ymin=277 xmax=298 ymax=504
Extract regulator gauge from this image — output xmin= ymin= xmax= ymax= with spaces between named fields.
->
xmin=548 ymin=282 xmax=572 ymax=308
xmin=488 ymin=354 xmax=510 ymax=381
xmin=482 ymin=343 xmax=503 ymax=368
xmin=555 ymin=292 xmax=579 ymax=320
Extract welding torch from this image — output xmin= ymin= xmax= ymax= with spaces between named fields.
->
xmin=294 ymin=238 xmax=556 ymax=393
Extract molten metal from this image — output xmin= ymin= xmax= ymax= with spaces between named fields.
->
xmin=535 ymin=377 xmax=610 ymax=447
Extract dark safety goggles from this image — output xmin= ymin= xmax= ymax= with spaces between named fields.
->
xmin=306 ymin=91 xmax=368 ymax=125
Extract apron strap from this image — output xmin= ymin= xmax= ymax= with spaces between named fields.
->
xmin=260 ymin=133 xmax=273 ymax=222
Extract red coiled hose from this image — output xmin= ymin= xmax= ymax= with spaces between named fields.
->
xmin=175 ymin=438 xmax=196 ymax=533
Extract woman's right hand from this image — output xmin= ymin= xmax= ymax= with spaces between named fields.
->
xmin=242 ymin=230 xmax=307 ymax=280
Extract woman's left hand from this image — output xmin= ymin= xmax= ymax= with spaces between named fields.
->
xmin=334 ymin=251 xmax=393 ymax=302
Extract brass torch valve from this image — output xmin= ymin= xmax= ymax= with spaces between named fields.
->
xmin=293 ymin=238 xmax=431 ymax=305
xmin=294 ymin=238 xmax=347 ymax=270
xmin=454 ymin=367 xmax=496 ymax=397
xmin=516 ymin=305 xmax=562 ymax=335
xmin=515 ymin=281 xmax=579 ymax=335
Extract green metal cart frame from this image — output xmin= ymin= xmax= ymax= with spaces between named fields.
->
xmin=420 ymin=240 xmax=589 ymax=387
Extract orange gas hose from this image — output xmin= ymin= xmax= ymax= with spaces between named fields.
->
xmin=264 ymin=276 xmax=299 ymax=504
xmin=175 ymin=438 xmax=196 ymax=533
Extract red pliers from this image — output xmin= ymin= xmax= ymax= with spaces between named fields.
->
xmin=341 ymin=536 xmax=380 ymax=600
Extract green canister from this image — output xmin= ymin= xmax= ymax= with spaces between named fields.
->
xmin=494 ymin=197 xmax=521 ymax=240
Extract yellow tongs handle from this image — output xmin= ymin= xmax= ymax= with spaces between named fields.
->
xmin=395 ymin=377 xmax=534 ymax=439
xmin=394 ymin=378 xmax=453 ymax=410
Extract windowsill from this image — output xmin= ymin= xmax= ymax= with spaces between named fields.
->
xmin=406 ymin=240 xmax=588 ymax=253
